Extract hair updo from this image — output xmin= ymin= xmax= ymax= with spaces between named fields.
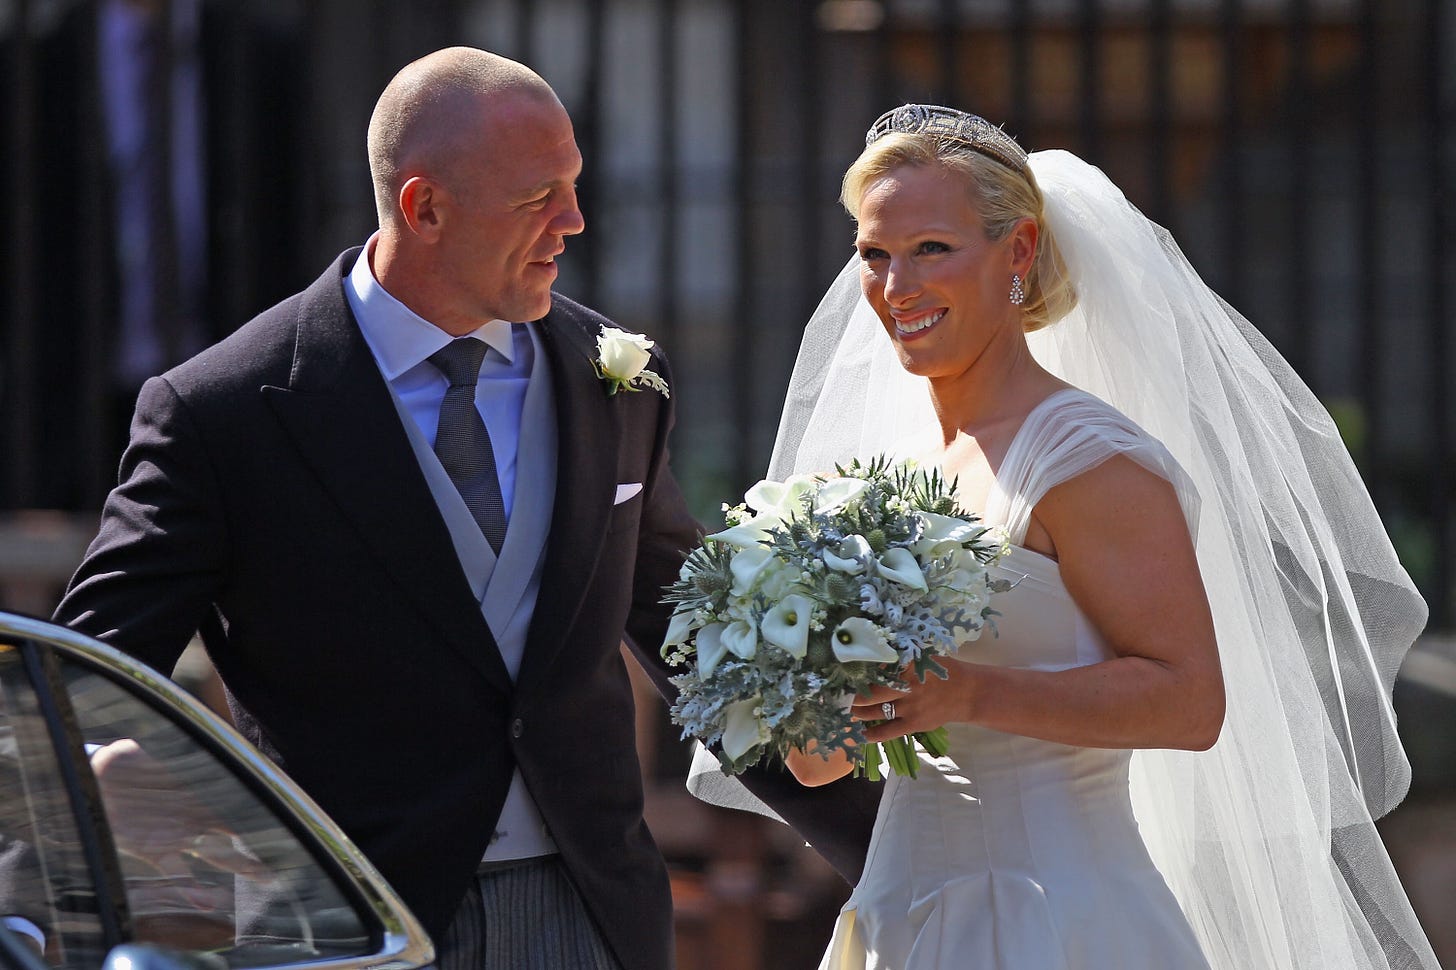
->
xmin=841 ymin=131 xmax=1077 ymax=333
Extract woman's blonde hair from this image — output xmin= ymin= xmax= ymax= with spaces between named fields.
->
xmin=841 ymin=131 xmax=1076 ymax=332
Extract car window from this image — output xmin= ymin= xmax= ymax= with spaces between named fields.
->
xmin=0 ymin=639 xmax=379 ymax=969
xmin=63 ymin=655 xmax=377 ymax=967
xmin=0 ymin=643 xmax=112 ymax=970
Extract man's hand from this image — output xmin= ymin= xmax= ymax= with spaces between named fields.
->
xmin=89 ymin=739 xmax=269 ymax=948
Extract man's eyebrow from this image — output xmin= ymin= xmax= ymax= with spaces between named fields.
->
xmin=511 ymin=176 xmax=575 ymax=201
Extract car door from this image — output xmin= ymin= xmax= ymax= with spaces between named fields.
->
xmin=0 ymin=612 xmax=432 ymax=970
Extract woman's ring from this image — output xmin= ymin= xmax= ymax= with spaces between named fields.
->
xmin=881 ymin=701 xmax=896 ymax=721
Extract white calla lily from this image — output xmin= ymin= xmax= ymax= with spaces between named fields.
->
xmin=722 ymin=618 xmax=758 ymax=660
xmin=760 ymin=594 xmax=816 ymax=658
xmin=721 ymin=697 xmax=768 ymax=761
xmin=745 ymin=473 xmax=819 ymax=518
xmin=707 ymin=515 xmax=776 ymax=549
xmin=913 ymin=537 xmax=961 ymax=561
xmin=823 ymin=534 xmax=872 ymax=574
xmin=830 ymin=617 xmax=898 ymax=663
xmin=760 ymin=567 xmax=807 ymax=601
xmin=914 ymin=535 xmax=960 ymax=559
xmin=920 ymin=511 xmax=980 ymax=542
xmin=877 ymin=547 xmax=929 ymax=590
xmin=730 ymin=547 xmax=777 ymax=595
xmin=695 ymin=623 xmax=729 ymax=678
xmin=662 ymin=609 xmax=699 ymax=650
xmin=913 ymin=512 xmax=982 ymax=559
xmin=815 ymin=477 xmax=871 ymax=514
xmin=743 ymin=479 xmax=787 ymax=514
xmin=947 ymin=549 xmax=989 ymax=592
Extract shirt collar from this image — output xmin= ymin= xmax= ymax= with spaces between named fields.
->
xmin=346 ymin=235 xmax=516 ymax=381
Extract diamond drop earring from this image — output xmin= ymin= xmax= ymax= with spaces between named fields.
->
xmin=1009 ymin=274 xmax=1026 ymax=305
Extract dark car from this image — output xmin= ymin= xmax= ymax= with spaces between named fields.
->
xmin=0 ymin=611 xmax=432 ymax=970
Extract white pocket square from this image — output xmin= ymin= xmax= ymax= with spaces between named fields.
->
xmin=614 ymin=482 xmax=643 ymax=505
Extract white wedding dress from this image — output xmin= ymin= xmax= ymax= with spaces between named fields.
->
xmin=819 ymin=388 xmax=1210 ymax=970
xmin=685 ymin=148 xmax=1439 ymax=970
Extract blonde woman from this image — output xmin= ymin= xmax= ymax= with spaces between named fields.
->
xmin=754 ymin=106 xmax=1436 ymax=970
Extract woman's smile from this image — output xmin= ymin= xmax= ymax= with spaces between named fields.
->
xmin=891 ymin=307 xmax=946 ymax=337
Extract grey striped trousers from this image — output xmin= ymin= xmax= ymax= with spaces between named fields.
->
xmin=434 ymin=855 xmax=624 ymax=970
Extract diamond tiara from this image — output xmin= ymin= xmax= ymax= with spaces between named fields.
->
xmin=865 ymin=104 xmax=1028 ymax=173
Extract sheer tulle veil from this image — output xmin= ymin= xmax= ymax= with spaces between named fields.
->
xmin=689 ymin=146 xmax=1439 ymax=968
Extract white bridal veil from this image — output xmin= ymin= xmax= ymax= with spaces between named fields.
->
xmin=691 ymin=148 xmax=1439 ymax=969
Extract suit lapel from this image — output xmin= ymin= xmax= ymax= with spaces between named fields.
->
xmin=261 ymin=253 xmax=513 ymax=695
xmin=516 ymin=306 xmax=618 ymax=696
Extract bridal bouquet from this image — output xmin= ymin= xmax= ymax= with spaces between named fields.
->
xmin=661 ymin=457 xmax=1008 ymax=780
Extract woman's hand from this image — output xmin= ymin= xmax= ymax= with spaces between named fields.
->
xmin=788 ymin=660 xmax=989 ymax=784
xmin=785 ymin=738 xmax=856 ymax=787
xmin=851 ymin=660 xmax=983 ymax=744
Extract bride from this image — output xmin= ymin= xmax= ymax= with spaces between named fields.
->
xmin=690 ymin=105 xmax=1440 ymax=969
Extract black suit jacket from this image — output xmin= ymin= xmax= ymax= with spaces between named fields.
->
xmin=55 ymin=251 xmax=880 ymax=968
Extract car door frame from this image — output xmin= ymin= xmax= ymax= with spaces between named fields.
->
xmin=0 ymin=611 xmax=433 ymax=970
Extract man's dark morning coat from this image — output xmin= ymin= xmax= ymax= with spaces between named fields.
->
xmin=54 ymin=251 xmax=879 ymax=970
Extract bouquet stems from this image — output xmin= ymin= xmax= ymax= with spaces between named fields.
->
xmin=856 ymin=726 xmax=950 ymax=781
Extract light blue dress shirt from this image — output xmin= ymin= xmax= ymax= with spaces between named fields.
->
xmin=344 ymin=238 xmax=535 ymax=521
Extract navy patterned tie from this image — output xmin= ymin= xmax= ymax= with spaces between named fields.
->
xmin=428 ymin=339 xmax=507 ymax=554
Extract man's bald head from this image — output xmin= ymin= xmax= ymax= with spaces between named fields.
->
xmin=366 ymin=47 xmax=560 ymax=228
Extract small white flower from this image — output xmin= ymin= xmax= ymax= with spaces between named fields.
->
xmin=594 ymin=325 xmax=669 ymax=397
xmin=876 ymin=547 xmax=929 ymax=590
xmin=830 ymin=617 xmax=898 ymax=663
xmin=761 ymin=593 xmax=816 ymax=658
xmin=721 ymin=598 xmax=754 ymax=623
xmin=721 ymin=502 xmax=751 ymax=526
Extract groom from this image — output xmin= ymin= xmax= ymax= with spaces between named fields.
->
xmin=55 ymin=47 xmax=877 ymax=970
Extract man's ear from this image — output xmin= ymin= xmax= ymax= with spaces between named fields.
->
xmin=398 ymin=176 xmax=443 ymax=240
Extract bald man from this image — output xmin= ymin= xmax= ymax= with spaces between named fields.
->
xmin=56 ymin=47 xmax=880 ymax=970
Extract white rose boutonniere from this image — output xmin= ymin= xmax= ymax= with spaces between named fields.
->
xmin=594 ymin=325 xmax=670 ymax=398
